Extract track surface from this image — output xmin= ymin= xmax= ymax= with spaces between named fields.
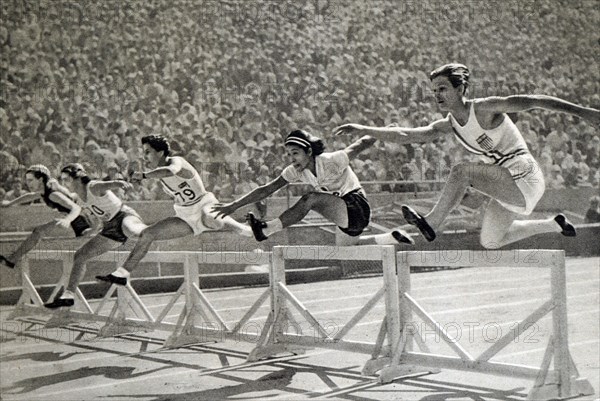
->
xmin=1 ymin=257 xmax=598 ymax=401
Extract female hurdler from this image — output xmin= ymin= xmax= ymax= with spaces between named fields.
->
xmin=335 ymin=63 xmax=599 ymax=248
xmin=213 ymin=130 xmax=413 ymax=245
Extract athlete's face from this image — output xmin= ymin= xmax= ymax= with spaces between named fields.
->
xmin=25 ymin=173 xmax=41 ymax=192
xmin=431 ymin=76 xmax=464 ymax=112
xmin=285 ymin=144 xmax=312 ymax=171
xmin=60 ymin=173 xmax=74 ymax=190
xmin=142 ymin=143 xmax=164 ymax=169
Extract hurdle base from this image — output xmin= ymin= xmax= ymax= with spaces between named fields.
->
xmin=527 ymin=376 xmax=595 ymax=400
xmin=247 ymin=343 xmax=308 ymax=362
xmin=162 ymin=332 xmax=218 ymax=349
xmin=378 ymin=364 xmax=441 ymax=384
xmin=97 ymin=318 xmax=154 ymax=338
xmin=8 ymin=304 xmax=48 ymax=321
xmin=44 ymin=309 xmax=89 ymax=328
xmin=362 ymin=357 xmax=391 ymax=376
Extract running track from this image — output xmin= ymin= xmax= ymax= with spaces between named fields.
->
xmin=1 ymin=257 xmax=598 ymax=401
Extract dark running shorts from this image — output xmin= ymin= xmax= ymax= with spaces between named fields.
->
xmin=70 ymin=215 xmax=91 ymax=237
xmin=339 ymin=189 xmax=371 ymax=237
xmin=100 ymin=206 xmax=141 ymax=243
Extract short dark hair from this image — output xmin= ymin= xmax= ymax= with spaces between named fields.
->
xmin=141 ymin=135 xmax=170 ymax=156
xmin=61 ymin=163 xmax=91 ymax=184
xmin=430 ymin=63 xmax=470 ymax=94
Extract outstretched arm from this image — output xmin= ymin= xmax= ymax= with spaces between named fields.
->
xmin=89 ymin=180 xmax=133 ymax=196
xmin=0 ymin=192 xmax=41 ymax=207
xmin=344 ymin=135 xmax=377 ymax=159
xmin=212 ymin=175 xmax=288 ymax=218
xmin=132 ymin=157 xmax=193 ymax=181
xmin=476 ymin=95 xmax=600 ymax=125
xmin=334 ymin=118 xmax=450 ymax=144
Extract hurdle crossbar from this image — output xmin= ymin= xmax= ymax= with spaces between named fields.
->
xmin=386 ymin=249 xmax=594 ymax=400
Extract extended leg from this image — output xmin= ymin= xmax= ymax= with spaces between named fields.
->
xmin=480 ymin=200 xmax=571 ymax=249
xmin=45 ymin=234 xmax=119 ymax=308
xmin=123 ymin=217 xmax=192 ymax=271
xmin=249 ymin=192 xmax=349 ymax=241
xmin=404 ymin=163 xmax=526 ymax=241
xmin=2 ymin=221 xmax=64 ymax=268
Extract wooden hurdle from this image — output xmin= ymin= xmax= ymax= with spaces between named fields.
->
xmin=383 ymin=249 xmax=595 ymax=400
xmin=8 ymin=247 xmax=595 ymax=399
xmin=7 ymin=249 xmax=273 ymax=349
xmin=247 ymin=245 xmax=427 ymax=380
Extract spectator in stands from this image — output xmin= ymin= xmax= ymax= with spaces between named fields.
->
xmin=584 ymin=195 xmax=600 ymax=224
xmin=1 ymin=0 xmax=598 ymax=201
xmin=5 ymin=178 xmax=26 ymax=201
xmin=547 ymin=165 xmax=565 ymax=189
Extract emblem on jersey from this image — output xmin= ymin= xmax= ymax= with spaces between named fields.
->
xmin=476 ymin=133 xmax=494 ymax=151
xmin=178 ymin=182 xmax=189 ymax=189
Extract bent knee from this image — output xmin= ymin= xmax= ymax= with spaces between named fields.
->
xmin=479 ymin=231 xmax=504 ymax=249
xmin=138 ymin=228 xmax=157 ymax=241
xmin=299 ymin=192 xmax=319 ymax=205
xmin=449 ymin=162 xmax=474 ymax=182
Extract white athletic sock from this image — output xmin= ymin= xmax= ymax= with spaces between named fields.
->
xmin=263 ymin=218 xmax=283 ymax=237
xmin=374 ymin=233 xmax=397 ymax=245
xmin=238 ymin=225 xmax=253 ymax=238
xmin=111 ymin=267 xmax=130 ymax=278
xmin=62 ymin=290 xmax=75 ymax=299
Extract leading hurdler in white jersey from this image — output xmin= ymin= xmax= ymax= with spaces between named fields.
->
xmin=335 ymin=63 xmax=599 ymax=249
xmin=95 ymin=135 xmax=252 ymax=287
xmin=448 ymin=101 xmax=545 ymax=215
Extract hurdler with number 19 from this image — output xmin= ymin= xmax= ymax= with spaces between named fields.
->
xmin=94 ymin=135 xmax=252 ymax=286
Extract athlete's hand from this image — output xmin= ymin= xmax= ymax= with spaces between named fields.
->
xmin=334 ymin=123 xmax=366 ymax=136
xmin=0 ymin=200 xmax=10 ymax=208
xmin=55 ymin=217 xmax=71 ymax=229
xmin=211 ymin=202 xmax=238 ymax=219
xmin=117 ymin=180 xmax=134 ymax=191
xmin=582 ymin=107 xmax=600 ymax=127
xmin=130 ymin=171 xmax=144 ymax=183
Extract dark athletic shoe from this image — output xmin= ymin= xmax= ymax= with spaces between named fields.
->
xmin=44 ymin=298 xmax=74 ymax=309
xmin=246 ymin=212 xmax=268 ymax=242
xmin=0 ymin=255 xmax=15 ymax=269
xmin=392 ymin=230 xmax=415 ymax=245
xmin=96 ymin=273 xmax=128 ymax=286
xmin=554 ymin=214 xmax=576 ymax=237
xmin=401 ymin=205 xmax=436 ymax=242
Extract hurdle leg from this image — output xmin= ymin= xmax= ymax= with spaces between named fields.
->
xmin=97 ymin=284 xmax=156 ymax=337
xmin=247 ymin=247 xmax=307 ymax=361
xmin=527 ymin=253 xmax=594 ymax=400
xmin=8 ymin=257 xmax=62 ymax=320
xmin=362 ymin=317 xmax=391 ymax=376
xmin=161 ymin=255 xmax=224 ymax=348
xmin=376 ymin=253 xmax=440 ymax=383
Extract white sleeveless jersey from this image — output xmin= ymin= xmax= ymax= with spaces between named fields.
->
xmin=160 ymin=156 xmax=208 ymax=206
xmin=281 ymin=150 xmax=361 ymax=197
xmin=84 ymin=181 xmax=123 ymax=221
xmin=448 ymin=102 xmax=530 ymax=167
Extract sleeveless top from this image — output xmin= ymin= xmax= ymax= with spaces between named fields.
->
xmin=448 ymin=102 xmax=530 ymax=167
xmin=159 ymin=156 xmax=208 ymax=206
xmin=82 ymin=181 xmax=123 ymax=221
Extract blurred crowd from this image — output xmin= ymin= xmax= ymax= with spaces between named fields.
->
xmin=1 ymin=0 xmax=598 ymax=203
